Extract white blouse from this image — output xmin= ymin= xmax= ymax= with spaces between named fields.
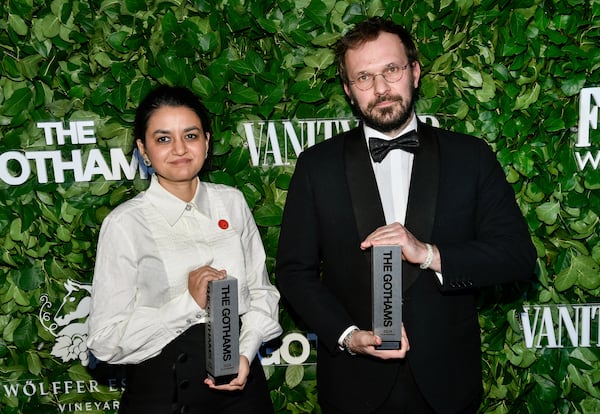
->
xmin=87 ymin=175 xmax=282 ymax=365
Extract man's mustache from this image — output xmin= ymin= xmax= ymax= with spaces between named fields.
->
xmin=368 ymin=95 xmax=403 ymax=111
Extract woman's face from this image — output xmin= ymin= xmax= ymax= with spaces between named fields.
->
xmin=136 ymin=105 xmax=210 ymax=192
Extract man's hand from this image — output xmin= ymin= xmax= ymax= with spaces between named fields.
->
xmin=360 ymin=222 xmax=440 ymax=272
xmin=347 ymin=326 xmax=410 ymax=360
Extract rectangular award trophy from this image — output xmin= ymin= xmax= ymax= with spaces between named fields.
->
xmin=205 ymin=276 xmax=239 ymax=385
xmin=372 ymin=245 xmax=402 ymax=350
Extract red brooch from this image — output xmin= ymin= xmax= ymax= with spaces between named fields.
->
xmin=218 ymin=219 xmax=229 ymax=230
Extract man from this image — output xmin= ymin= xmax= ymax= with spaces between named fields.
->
xmin=275 ymin=17 xmax=536 ymax=414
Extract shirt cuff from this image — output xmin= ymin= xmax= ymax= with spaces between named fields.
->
xmin=338 ymin=325 xmax=359 ymax=349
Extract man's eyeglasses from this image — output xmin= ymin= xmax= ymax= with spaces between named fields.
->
xmin=349 ymin=63 xmax=412 ymax=91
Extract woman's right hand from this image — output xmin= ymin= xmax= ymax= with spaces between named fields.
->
xmin=188 ymin=266 xmax=227 ymax=308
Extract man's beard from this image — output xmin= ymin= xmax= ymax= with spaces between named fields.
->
xmin=353 ymin=85 xmax=417 ymax=134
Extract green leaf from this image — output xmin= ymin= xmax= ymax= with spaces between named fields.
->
xmin=48 ymin=257 xmax=79 ymax=279
xmin=535 ymin=201 xmax=559 ymax=225
xmin=513 ymin=83 xmax=540 ymax=111
xmin=124 ymin=0 xmax=147 ymax=13
xmin=39 ymin=13 xmax=61 ymax=38
xmin=107 ymin=83 xmax=128 ymax=110
xmin=13 ymin=316 xmax=37 ymax=349
xmin=567 ymin=364 xmax=600 ymax=398
xmin=107 ymin=31 xmax=129 ymax=53
xmin=26 ymin=351 xmax=42 ymax=376
xmin=9 ymin=217 xmax=23 ymax=241
xmin=461 ymin=67 xmax=483 ymax=88
xmin=0 ymin=339 xmax=8 ymax=358
xmin=254 ymin=204 xmax=283 ymax=227
xmin=225 ymin=147 xmax=250 ymax=174
xmin=229 ymin=60 xmax=256 ymax=76
xmin=531 ymin=374 xmax=560 ymax=402
xmin=208 ymin=171 xmax=235 ymax=186
xmin=561 ymin=74 xmax=587 ymax=97
xmin=198 ymin=32 xmax=218 ymax=53
xmin=3 ymin=88 xmax=33 ymax=116
xmin=303 ymin=48 xmax=335 ymax=70
xmin=13 ymin=264 xmax=44 ymax=291
xmin=229 ymin=83 xmax=260 ymax=105
xmin=8 ymin=13 xmax=28 ymax=36
xmin=257 ymin=17 xmax=278 ymax=34
xmin=285 ymin=364 xmax=305 ymax=388
xmin=275 ymin=173 xmax=291 ymax=190
xmin=91 ymin=181 xmax=112 ymax=196
xmin=543 ymin=116 xmax=565 ymax=133
xmin=312 ymin=32 xmax=339 ymax=47
xmin=94 ymin=51 xmax=113 ymax=68
xmin=574 ymin=256 xmax=600 ymax=290
xmin=130 ymin=78 xmax=153 ymax=104
xmin=555 ymin=255 xmax=599 ymax=292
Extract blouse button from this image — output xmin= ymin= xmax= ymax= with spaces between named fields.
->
xmin=185 ymin=204 xmax=192 ymax=211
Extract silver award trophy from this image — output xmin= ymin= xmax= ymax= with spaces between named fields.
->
xmin=372 ymin=245 xmax=402 ymax=350
xmin=205 ymin=276 xmax=239 ymax=384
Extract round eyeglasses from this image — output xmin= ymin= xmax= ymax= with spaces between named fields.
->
xmin=349 ymin=63 xmax=412 ymax=91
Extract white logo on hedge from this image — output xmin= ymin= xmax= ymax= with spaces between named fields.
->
xmin=0 ymin=120 xmax=148 ymax=185
xmin=260 ymin=332 xmax=318 ymax=365
xmin=521 ymin=303 xmax=600 ymax=348
xmin=241 ymin=116 xmax=440 ymax=166
xmin=575 ymin=87 xmax=600 ymax=170
xmin=38 ymin=279 xmax=92 ymax=366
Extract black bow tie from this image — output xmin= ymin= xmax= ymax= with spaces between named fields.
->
xmin=368 ymin=131 xmax=419 ymax=162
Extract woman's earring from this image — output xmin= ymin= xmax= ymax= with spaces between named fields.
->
xmin=143 ymin=156 xmax=152 ymax=167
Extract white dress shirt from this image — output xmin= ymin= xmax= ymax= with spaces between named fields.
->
xmin=367 ymin=116 xmax=444 ymax=284
xmin=87 ymin=175 xmax=282 ymax=365
xmin=339 ymin=115 xmax=442 ymax=347
xmin=365 ymin=116 xmax=418 ymax=225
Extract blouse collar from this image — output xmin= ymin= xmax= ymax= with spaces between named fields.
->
xmin=145 ymin=175 xmax=207 ymax=226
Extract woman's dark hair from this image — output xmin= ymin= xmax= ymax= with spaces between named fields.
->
xmin=335 ymin=17 xmax=419 ymax=85
xmin=133 ymin=85 xmax=212 ymax=144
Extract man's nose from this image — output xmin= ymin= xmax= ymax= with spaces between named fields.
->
xmin=372 ymin=73 xmax=391 ymax=95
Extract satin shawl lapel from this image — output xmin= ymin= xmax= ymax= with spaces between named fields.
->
xmin=403 ymin=123 xmax=440 ymax=290
xmin=344 ymin=130 xmax=386 ymax=243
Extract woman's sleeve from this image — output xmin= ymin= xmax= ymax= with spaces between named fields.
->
xmin=237 ymin=198 xmax=283 ymax=362
xmin=86 ymin=212 xmax=204 ymax=365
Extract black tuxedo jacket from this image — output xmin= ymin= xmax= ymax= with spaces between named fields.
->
xmin=276 ymin=122 xmax=536 ymax=414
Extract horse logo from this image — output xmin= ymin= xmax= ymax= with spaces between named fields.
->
xmin=39 ymin=279 xmax=92 ymax=366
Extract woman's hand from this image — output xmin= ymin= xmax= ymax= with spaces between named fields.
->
xmin=188 ymin=266 xmax=226 ymax=309
xmin=204 ymin=355 xmax=251 ymax=391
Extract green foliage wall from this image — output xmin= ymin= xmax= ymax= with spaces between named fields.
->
xmin=1 ymin=0 xmax=600 ymax=412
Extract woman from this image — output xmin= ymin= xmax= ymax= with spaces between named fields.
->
xmin=87 ymin=85 xmax=282 ymax=413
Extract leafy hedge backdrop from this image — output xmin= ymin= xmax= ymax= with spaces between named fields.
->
xmin=1 ymin=0 xmax=600 ymax=412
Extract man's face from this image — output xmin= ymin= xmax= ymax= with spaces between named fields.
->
xmin=343 ymin=32 xmax=421 ymax=137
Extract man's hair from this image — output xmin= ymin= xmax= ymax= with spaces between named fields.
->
xmin=335 ymin=17 xmax=419 ymax=85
